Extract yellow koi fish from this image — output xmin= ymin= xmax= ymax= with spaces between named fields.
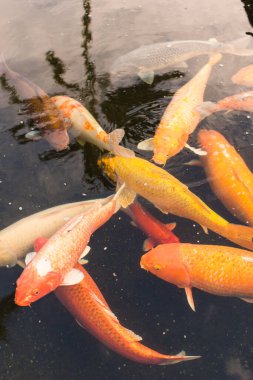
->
xmin=98 ymin=155 xmax=253 ymax=250
xmin=51 ymin=95 xmax=134 ymax=157
xmin=137 ymin=54 xmax=222 ymax=164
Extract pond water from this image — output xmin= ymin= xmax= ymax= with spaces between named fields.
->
xmin=1 ymin=0 xmax=253 ymax=379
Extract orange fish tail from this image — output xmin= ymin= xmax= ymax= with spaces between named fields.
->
xmin=222 ymin=223 xmax=253 ymax=251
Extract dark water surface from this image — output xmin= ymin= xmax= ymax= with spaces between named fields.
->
xmin=1 ymin=1 xmax=253 ymax=379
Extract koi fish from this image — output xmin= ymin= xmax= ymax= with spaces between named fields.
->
xmin=0 ymin=198 xmax=102 ymax=267
xmin=0 ymin=56 xmax=69 ymax=151
xmin=137 ymin=54 xmax=221 ymax=164
xmin=232 ymin=64 xmax=253 ymax=87
xmin=123 ymin=200 xmax=179 ymax=251
xmin=140 ymin=243 xmax=253 ymax=311
xmin=34 ymin=238 xmax=199 ymax=365
xmin=197 ymin=91 xmax=253 ymax=117
xmin=197 ymin=129 xmax=253 ymax=226
xmin=111 ymin=36 xmax=253 ymax=84
xmin=98 ymin=155 xmax=253 ymax=251
xmin=15 ymin=185 xmax=125 ymax=306
xmin=51 ymin=95 xmax=134 ymax=157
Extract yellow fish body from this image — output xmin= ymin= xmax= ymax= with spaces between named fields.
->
xmin=98 ymin=155 xmax=253 ymax=250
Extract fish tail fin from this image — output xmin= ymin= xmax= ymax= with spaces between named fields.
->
xmin=223 ymin=35 xmax=253 ymax=56
xmin=158 ymin=351 xmax=201 ymax=365
xmin=196 ymin=101 xmax=221 ymax=121
xmin=208 ymin=53 xmax=222 ymax=66
xmin=108 ymin=128 xmax=135 ymax=158
xmin=222 ymin=223 xmax=253 ymax=250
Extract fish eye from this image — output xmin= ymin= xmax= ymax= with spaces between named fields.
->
xmin=32 ymin=289 xmax=40 ymax=296
xmin=154 ymin=264 xmax=161 ymax=271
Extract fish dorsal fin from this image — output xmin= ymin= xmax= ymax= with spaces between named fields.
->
xmin=143 ymin=238 xmax=155 ymax=251
xmin=61 ymin=268 xmax=84 ymax=286
xmin=116 ymin=182 xmax=136 ymax=208
xmin=91 ymin=292 xmax=119 ymax=323
xmin=185 ymin=143 xmax=207 ymax=156
xmin=138 ymin=70 xmax=155 ymax=84
xmin=137 ymin=138 xmax=154 ymax=151
xmin=121 ymin=327 xmax=142 ymax=342
xmin=25 ymin=251 xmax=36 ymax=266
xmin=240 ymin=297 xmax=253 ymax=303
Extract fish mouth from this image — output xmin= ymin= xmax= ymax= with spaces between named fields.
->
xmin=14 ymin=295 xmax=31 ymax=307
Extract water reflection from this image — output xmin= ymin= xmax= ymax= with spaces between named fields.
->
xmin=0 ymin=293 xmax=17 ymax=341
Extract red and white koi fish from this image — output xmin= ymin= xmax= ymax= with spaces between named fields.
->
xmin=232 ymin=64 xmax=253 ymax=87
xmin=0 ymin=55 xmax=69 ymax=151
xmin=141 ymin=243 xmax=253 ymax=311
xmin=137 ymin=54 xmax=221 ymax=164
xmin=32 ymin=238 xmax=199 ymax=365
xmin=15 ymin=185 xmax=125 ymax=306
xmin=51 ymin=95 xmax=134 ymax=157
xmin=123 ymin=200 xmax=179 ymax=251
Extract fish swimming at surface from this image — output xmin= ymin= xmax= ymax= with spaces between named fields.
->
xmin=51 ymin=95 xmax=135 ymax=157
xmin=15 ymin=185 xmax=125 ymax=306
xmin=141 ymin=243 xmax=253 ymax=311
xmin=0 ymin=55 xmax=69 ymax=151
xmin=138 ymin=54 xmax=221 ymax=164
xmin=110 ymin=36 xmax=253 ymax=84
xmin=98 ymin=155 xmax=253 ymax=251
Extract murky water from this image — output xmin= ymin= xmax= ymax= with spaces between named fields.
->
xmin=1 ymin=0 xmax=253 ymax=379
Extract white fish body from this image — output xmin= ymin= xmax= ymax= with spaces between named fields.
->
xmin=111 ymin=36 xmax=253 ymax=84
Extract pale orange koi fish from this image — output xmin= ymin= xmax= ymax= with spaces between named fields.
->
xmin=31 ymin=238 xmax=198 ymax=365
xmin=232 ymin=64 xmax=253 ymax=87
xmin=141 ymin=243 xmax=253 ymax=311
xmin=15 ymin=185 xmax=125 ymax=306
xmin=98 ymin=155 xmax=253 ymax=251
xmin=197 ymin=129 xmax=253 ymax=226
xmin=137 ymin=54 xmax=222 ymax=164
xmin=0 ymin=56 xmax=69 ymax=151
xmin=51 ymin=95 xmax=134 ymax=157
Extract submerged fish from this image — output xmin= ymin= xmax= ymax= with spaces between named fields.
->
xmin=0 ymin=199 xmax=100 ymax=267
xmin=141 ymin=243 xmax=253 ymax=311
xmin=138 ymin=54 xmax=221 ymax=164
xmin=197 ymin=91 xmax=253 ymax=117
xmin=15 ymin=186 xmax=124 ymax=306
xmin=98 ymin=155 xmax=253 ymax=251
xmin=0 ymin=56 xmax=69 ymax=151
xmin=232 ymin=64 xmax=253 ymax=87
xmin=123 ymin=200 xmax=179 ymax=251
xmin=197 ymin=129 xmax=253 ymax=226
xmin=110 ymin=36 xmax=253 ymax=84
xmin=29 ymin=238 xmax=198 ymax=365
xmin=51 ymin=95 xmax=134 ymax=157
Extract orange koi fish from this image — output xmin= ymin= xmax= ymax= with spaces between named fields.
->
xmin=232 ymin=64 xmax=253 ymax=87
xmin=123 ymin=200 xmax=179 ymax=251
xmin=15 ymin=185 xmax=124 ymax=306
xmin=137 ymin=54 xmax=222 ymax=164
xmin=197 ymin=90 xmax=253 ymax=117
xmin=141 ymin=243 xmax=253 ymax=311
xmin=0 ymin=56 xmax=69 ymax=151
xmin=33 ymin=237 xmax=198 ymax=365
xmin=51 ymin=95 xmax=134 ymax=157
xmin=198 ymin=129 xmax=253 ymax=226
xmin=0 ymin=198 xmax=100 ymax=267
xmin=98 ymin=155 xmax=253 ymax=250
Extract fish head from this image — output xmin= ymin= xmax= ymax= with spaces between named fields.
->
xmin=140 ymin=244 xmax=190 ymax=287
xmin=43 ymin=129 xmax=70 ymax=151
xmin=15 ymin=262 xmax=61 ymax=306
xmin=97 ymin=156 xmax=117 ymax=182
xmin=197 ymin=129 xmax=222 ymax=151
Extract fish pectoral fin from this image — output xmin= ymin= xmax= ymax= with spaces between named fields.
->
xmin=25 ymin=251 xmax=36 ymax=266
xmin=200 ymin=225 xmax=209 ymax=235
xmin=137 ymin=138 xmax=154 ymax=151
xmin=143 ymin=238 xmax=155 ymax=252
xmin=78 ymin=259 xmax=89 ymax=265
xmin=185 ymin=287 xmax=196 ymax=312
xmin=130 ymin=221 xmax=137 ymax=227
xmin=79 ymin=245 xmax=91 ymax=260
xmin=196 ymin=101 xmax=219 ymax=121
xmin=61 ymin=268 xmax=84 ymax=286
xmin=166 ymin=222 xmax=177 ymax=231
xmin=240 ymin=297 xmax=253 ymax=303
xmin=116 ymin=183 xmax=136 ymax=208
xmin=25 ymin=131 xmax=42 ymax=141
xmin=138 ymin=70 xmax=155 ymax=84
xmin=108 ymin=128 xmax=135 ymax=158
xmin=183 ymin=159 xmax=202 ymax=167
xmin=120 ymin=327 xmax=142 ymax=342
xmin=185 ymin=143 xmax=207 ymax=156
xmin=155 ymin=205 xmax=169 ymax=214
xmin=17 ymin=259 xmax=26 ymax=269
xmin=76 ymin=137 xmax=86 ymax=146
xmin=75 ymin=319 xmax=86 ymax=329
